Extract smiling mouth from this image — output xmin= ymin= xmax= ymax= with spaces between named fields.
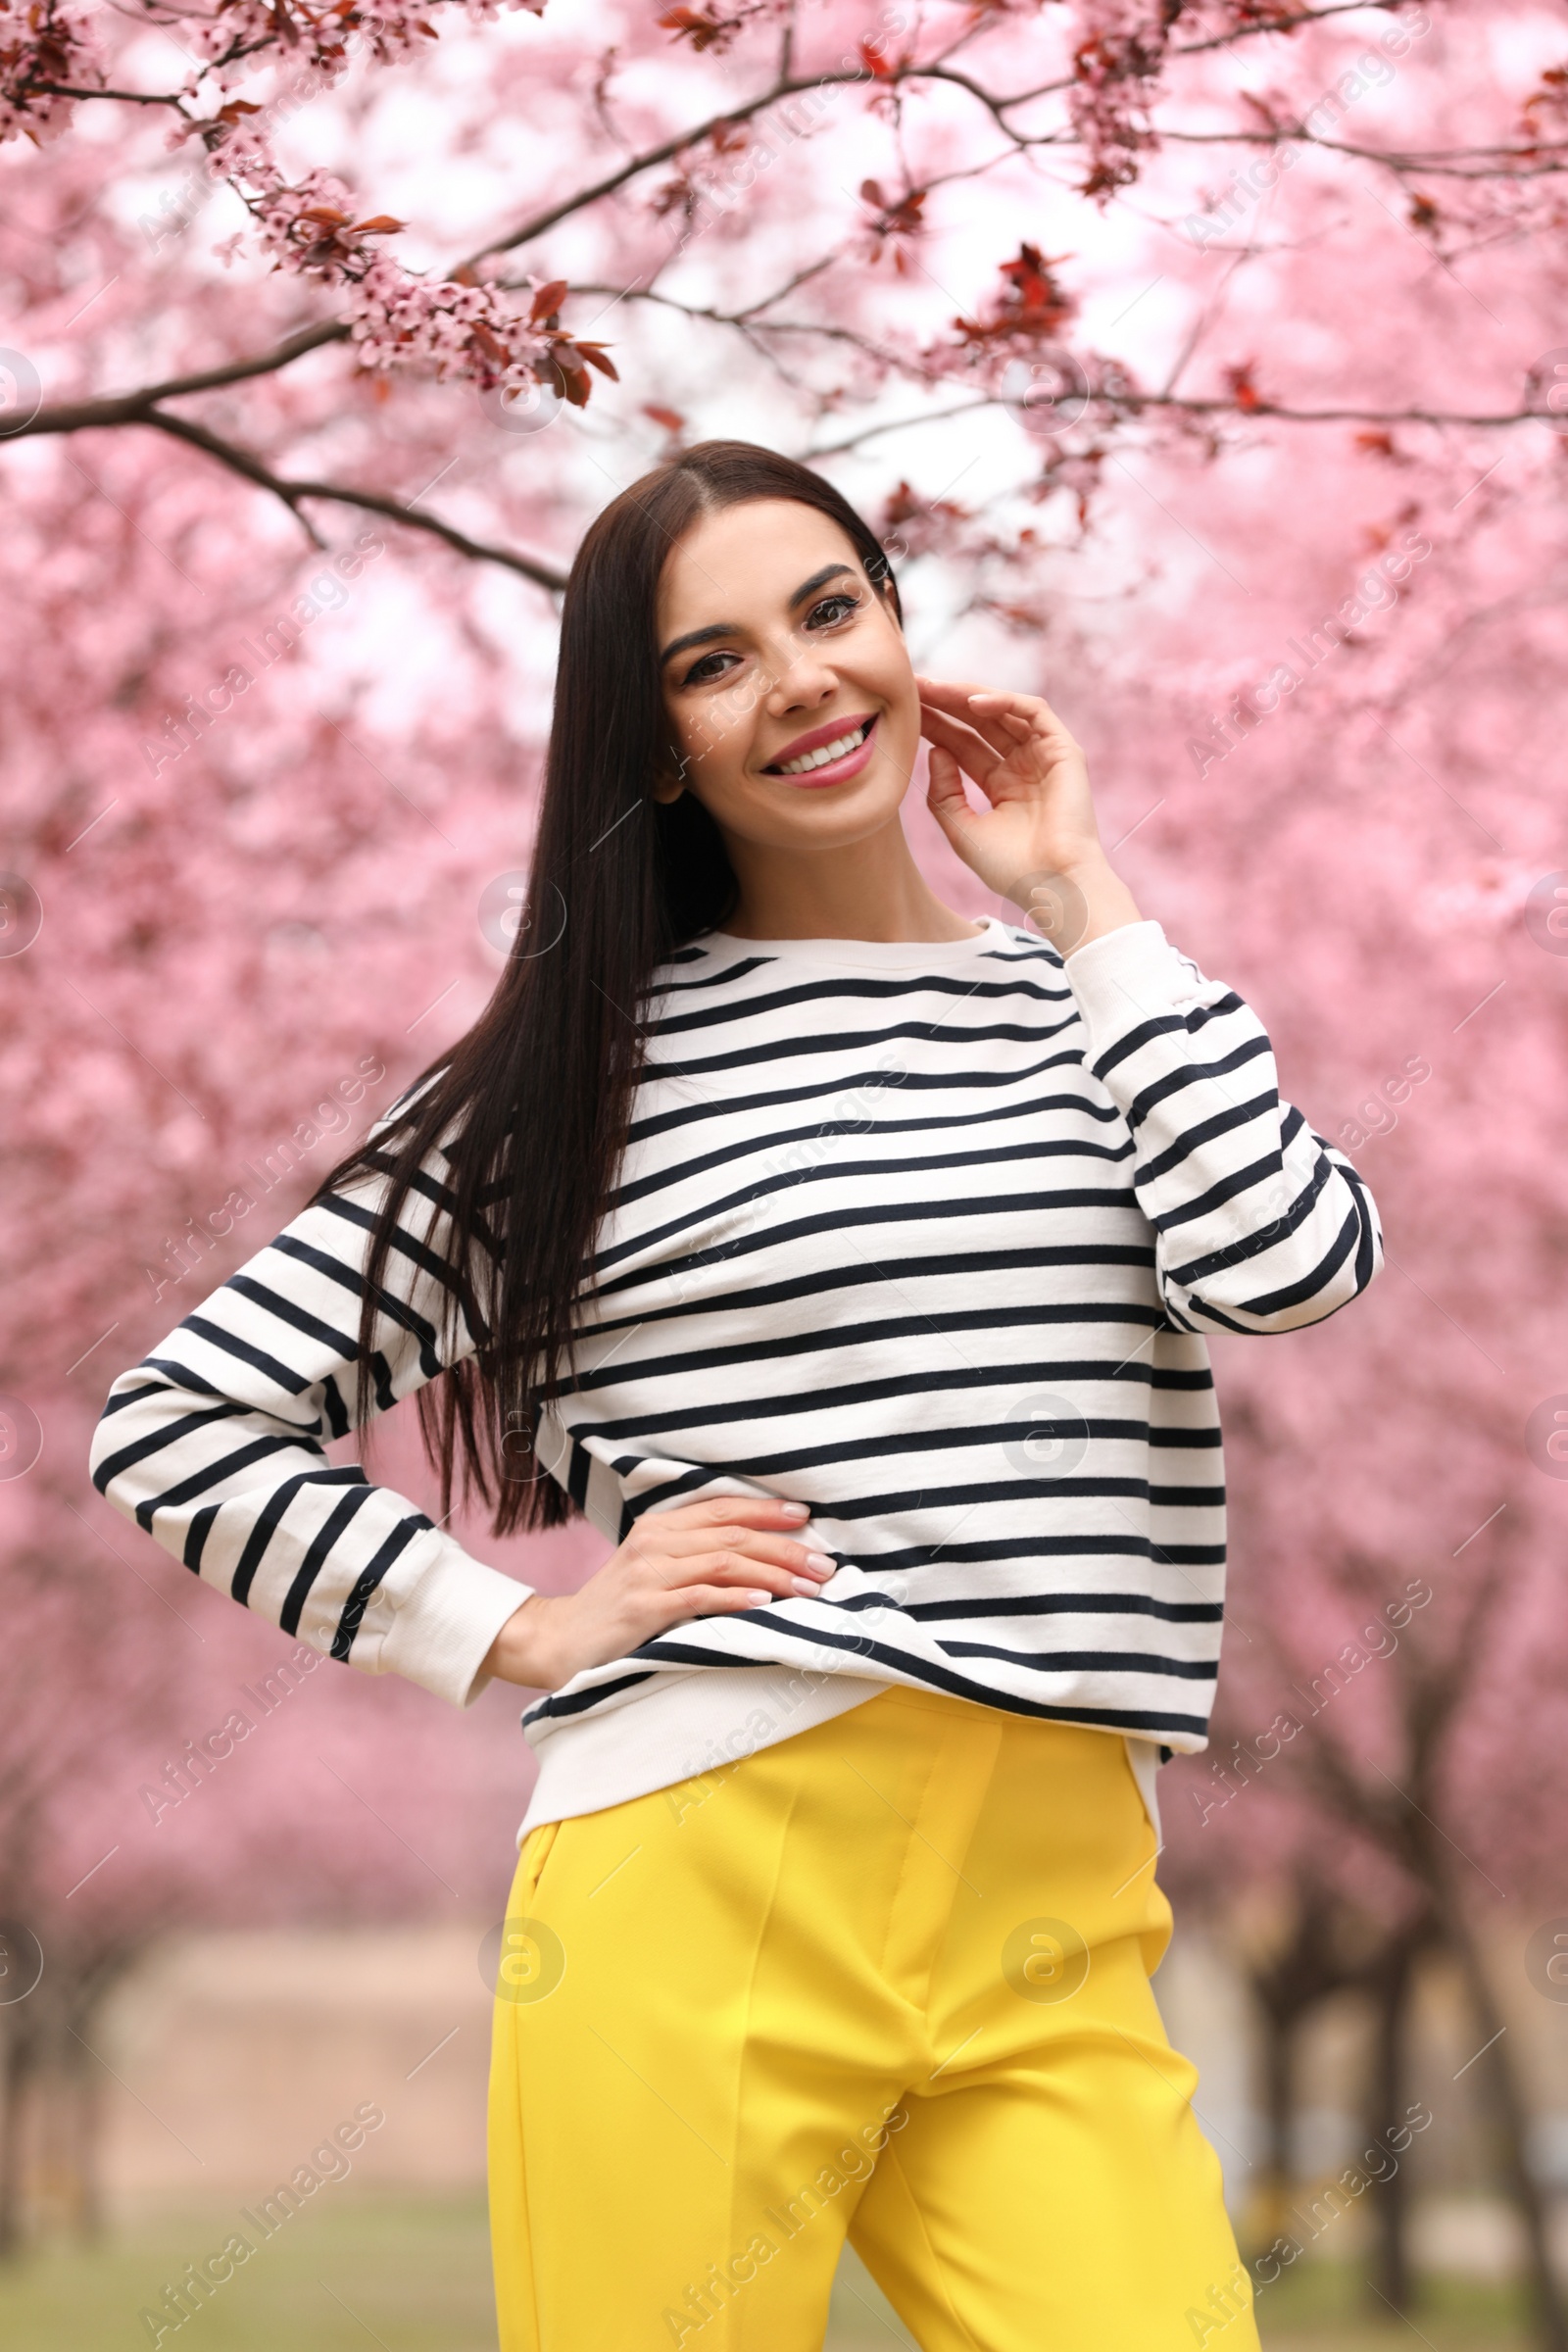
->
xmin=764 ymin=716 xmax=876 ymax=777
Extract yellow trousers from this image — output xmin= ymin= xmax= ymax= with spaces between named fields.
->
xmin=488 ymin=1685 xmax=1258 ymax=2352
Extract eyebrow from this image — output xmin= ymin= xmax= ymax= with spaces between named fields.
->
xmin=658 ymin=562 xmax=858 ymax=669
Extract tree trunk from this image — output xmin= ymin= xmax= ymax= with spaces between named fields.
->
xmin=1251 ymin=2001 xmax=1296 ymax=2251
xmin=1365 ymin=1929 xmax=1422 ymax=2316
xmin=54 ymin=2019 xmax=111 ymax=2245
xmin=0 ymin=2025 xmax=35 ymax=2260
xmin=1447 ymin=1910 xmax=1568 ymax=2352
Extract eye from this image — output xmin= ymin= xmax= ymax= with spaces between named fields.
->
xmin=806 ymin=592 xmax=861 ymax=630
xmin=680 ymin=647 xmax=740 ymax=688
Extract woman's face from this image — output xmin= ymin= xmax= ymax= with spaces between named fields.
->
xmin=652 ymin=498 xmax=919 ymax=856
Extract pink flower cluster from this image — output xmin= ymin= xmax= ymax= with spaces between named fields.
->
xmin=184 ymin=0 xmax=543 ymax=95
xmin=346 ymin=254 xmax=556 ymax=392
xmin=1065 ymin=0 xmax=1171 ymax=200
xmin=241 ymin=168 xmax=564 ymax=391
xmin=0 ymin=0 xmax=615 ymax=410
xmin=0 ymin=0 xmax=104 ymax=145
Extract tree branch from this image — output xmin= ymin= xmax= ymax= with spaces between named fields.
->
xmin=8 ymin=320 xmax=565 ymax=586
xmin=16 ymin=320 xmax=352 ymax=436
xmin=1147 ymin=395 xmax=1552 ymax=428
xmin=142 ymin=412 xmax=567 ymax=589
xmin=461 ymin=67 xmax=866 ymax=265
xmin=908 ymin=3 xmax=1390 ymax=123
xmin=31 ymin=82 xmax=187 ymax=107
xmin=1162 ymin=126 xmax=1568 ymax=182
xmin=5 ymin=2 xmax=1552 ymax=560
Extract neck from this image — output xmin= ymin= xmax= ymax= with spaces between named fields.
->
xmin=718 ymin=815 xmax=982 ymax=944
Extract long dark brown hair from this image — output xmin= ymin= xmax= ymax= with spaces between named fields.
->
xmin=308 ymin=440 xmax=902 ymax=1532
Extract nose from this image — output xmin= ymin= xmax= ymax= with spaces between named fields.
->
xmin=762 ymin=633 xmax=839 ymax=716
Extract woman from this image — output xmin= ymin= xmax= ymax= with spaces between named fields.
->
xmin=90 ymin=440 xmax=1381 ymax=2350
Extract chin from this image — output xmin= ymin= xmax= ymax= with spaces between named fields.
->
xmin=778 ymin=783 xmax=906 ymax=853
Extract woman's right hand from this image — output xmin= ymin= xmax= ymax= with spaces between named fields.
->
xmin=478 ymin=1494 xmax=837 ymax=1693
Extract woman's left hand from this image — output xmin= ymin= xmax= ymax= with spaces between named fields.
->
xmin=916 ymin=677 xmax=1143 ymax=952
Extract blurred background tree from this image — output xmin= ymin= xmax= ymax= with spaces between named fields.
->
xmin=3 ymin=0 xmax=1568 ymax=2342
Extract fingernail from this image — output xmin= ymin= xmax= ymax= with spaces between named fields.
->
xmin=804 ymin=1553 xmax=836 ymax=1576
xmin=790 ymin=1577 xmax=818 ymax=1596
xmin=745 ymin=1590 xmax=771 ymax=1606
xmin=781 ymin=1500 xmax=810 ymax=1518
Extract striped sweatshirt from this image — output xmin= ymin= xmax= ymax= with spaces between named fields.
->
xmin=89 ymin=915 xmax=1382 ymax=1838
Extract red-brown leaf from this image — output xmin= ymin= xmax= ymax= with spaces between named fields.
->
xmin=658 ymin=5 xmax=730 ymax=50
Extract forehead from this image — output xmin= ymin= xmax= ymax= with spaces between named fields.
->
xmin=656 ymin=498 xmax=863 ymax=631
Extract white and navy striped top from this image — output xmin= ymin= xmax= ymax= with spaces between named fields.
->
xmin=90 ymin=915 xmax=1381 ymax=1834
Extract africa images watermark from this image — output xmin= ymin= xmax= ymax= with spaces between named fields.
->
xmin=659 ymin=1054 xmax=910 ymax=1310
xmin=661 ymin=2096 xmax=912 ymax=2346
xmin=1187 ymin=1578 xmax=1434 ymax=1828
xmin=1186 ymin=2100 xmax=1436 ymax=2344
xmin=664 ymin=1653 xmax=855 ymax=1825
xmin=1337 ymin=1053 xmax=1432 ymax=1153
xmin=140 ymin=1642 xmax=321 ymax=1826
xmin=136 ymin=2101 xmax=385 ymax=2344
xmin=1187 ymin=531 xmax=1432 ymax=779
xmin=143 ymin=1054 xmax=388 ymax=1303
xmin=484 ymin=5 xmax=913 ymax=434
xmin=137 ymin=24 xmax=377 ymax=254
xmin=665 ymin=4 xmax=915 ymax=256
xmin=140 ymin=530 xmax=384 ymax=778
xmin=1179 ymin=12 xmax=1433 ymax=249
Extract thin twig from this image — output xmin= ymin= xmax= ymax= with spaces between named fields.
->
xmin=141 ymin=411 xmax=567 ymax=587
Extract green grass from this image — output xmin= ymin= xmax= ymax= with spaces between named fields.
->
xmin=1258 ymin=2256 xmax=1535 ymax=2348
xmin=0 ymin=2198 xmax=1543 ymax=2350
xmin=0 ymin=2195 xmax=916 ymax=2350
xmin=0 ymin=2197 xmax=497 ymax=2352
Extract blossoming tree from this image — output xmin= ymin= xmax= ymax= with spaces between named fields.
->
xmin=3 ymin=0 xmax=1567 ymax=2301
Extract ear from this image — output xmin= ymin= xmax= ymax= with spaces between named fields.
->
xmin=651 ymin=744 xmax=691 ymax=805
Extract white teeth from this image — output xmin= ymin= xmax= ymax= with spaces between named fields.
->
xmin=776 ymin=721 xmax=868 ymax=777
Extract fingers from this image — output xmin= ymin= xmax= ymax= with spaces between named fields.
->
xmin=661 ymin=1496 xmax=826 ymax=1565
xmin=917 ymin=700 xmax=1003 ymax=788
xmin=539 ymin=1496 xmax=838 ymax=1686
xmin=915 ymin=673 xmax=999 ymax=707
xmin=917 ymin=675 xmax=1066 ymax=762
xmin=659 ymin=1531 xmax=835 ymax=1588
xmin=917 ymin=674 xmax=1053 ymax=722
xmin=966 ymin=691 xmax=1081 ymax=767
xmin=924 ymin=740 xmax=972 ymax=830
xmin=622 ymin=1506 xmax=837 ymax=1609
xmin=677 ymin=1584 xmax=776 ymax=1617
xmin=675 ymin=1495 xmax=813 ymax=1531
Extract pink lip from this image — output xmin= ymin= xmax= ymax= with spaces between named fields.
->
xmin=761 ymin=712 xmax=878 ymax=788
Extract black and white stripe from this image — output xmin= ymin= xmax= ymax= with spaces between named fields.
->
xmin=89 ymin=916 xmax=1381 ymax=1760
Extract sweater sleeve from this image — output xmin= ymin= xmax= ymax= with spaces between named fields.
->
xmin=86 ymin=1102 xmax=534 ymax=1706
xmin=1062 ymin=919 xmax=1382 ymax=1335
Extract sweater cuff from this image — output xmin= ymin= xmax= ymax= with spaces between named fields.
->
xmin=376 ymin=1540 xmax=536 ymax=1709
xmin=1063 ymin=918 xmax=1214 ymax=1060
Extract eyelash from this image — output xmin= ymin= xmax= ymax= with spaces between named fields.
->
xmin=679 ymin=591 xmax=863 ymax=688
